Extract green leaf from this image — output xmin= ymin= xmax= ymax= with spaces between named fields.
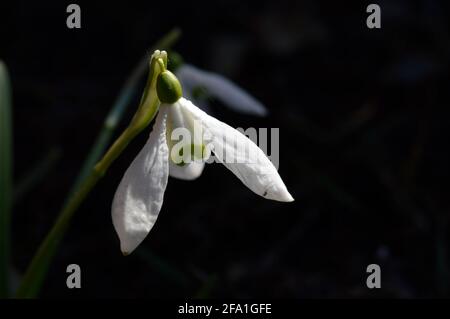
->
xmin=0 ymin=60 xmax=13 ymax=298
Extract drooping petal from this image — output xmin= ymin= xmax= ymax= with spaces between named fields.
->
xmin=176 ymin=64 xmax=268 ymax=116
xmin=112 ymin=107 xmax=169 ymax=255
xmin=180 ymin=98 xmax=293 ymax=202
xmin=169 ymin=160 xmax=205 ymax=180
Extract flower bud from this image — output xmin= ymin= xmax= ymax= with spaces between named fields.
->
xmin=156 ymin=70 xmax=182 ymax=104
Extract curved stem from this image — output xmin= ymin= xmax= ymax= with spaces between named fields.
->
xmin=15 ymin=170 xmax=101 ymax=298
xmin=66 ymin=28 xmax=180 ymax=197
xmin=15 ymin=47 xmax=171 ymax=298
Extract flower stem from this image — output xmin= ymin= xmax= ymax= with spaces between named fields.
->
xmin=15 ymin=128 xmax=139 ymax=298
xmin=15 ymin=44 xmax=171 ymax=299
xmin=66 ymin=28 xmax=180 ymax=196
xmin=15 ymin=169 xmax=101 ymax=298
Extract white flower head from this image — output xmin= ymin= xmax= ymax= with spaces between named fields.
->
xmin=112 ymin=68 xmax=293 ymax=255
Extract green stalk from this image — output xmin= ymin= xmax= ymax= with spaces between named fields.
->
xmin=67 ymin=28 xmax=180 ymax=195
xmin=14 ymin=132 xmax=133 ymax=298
xmin=0 ymin=61 xmax=12 ymax=298
xmin=15 ymin=49 xmax=170 ymax=298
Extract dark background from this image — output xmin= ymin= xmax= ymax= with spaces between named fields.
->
xmin=1 ymin=0 xmax=449 ymax=298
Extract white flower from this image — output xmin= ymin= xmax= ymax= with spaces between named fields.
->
xmin=112 ymin=97 xmax=293 ymax=255
xmin=176 ymin=64 xmax=268 ymax=117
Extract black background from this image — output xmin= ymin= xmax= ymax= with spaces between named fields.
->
xmin=1 ymin=0 xmax=449 ymax=298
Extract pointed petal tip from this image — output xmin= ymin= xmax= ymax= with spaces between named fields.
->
xmin=120 ymin=241 xmax=137 ymax=256
xmin=259 ymin=110 xmax=269 ymax=117
xmin=283 ymin=189 xmax=295 ymax=202
xmin=284 ymin=193 xmax=295 ymax=202
xmin=254 ymin=106 xmax=269 ymax=117
xmin=115 ymin=228 xmax=148 ymax=257
xmin=265 ymin=186 xmax=295 ymax=202
xmin=274 ymin=191 xmax=295 ymax=202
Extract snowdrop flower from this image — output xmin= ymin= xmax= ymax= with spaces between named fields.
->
xmin=169 ymin=55 xmax=269 ymax=180
xmin=112 ymin=65 xmax=293 ymax=255
xmin=171 ymin=53 xmax=268 ymax=117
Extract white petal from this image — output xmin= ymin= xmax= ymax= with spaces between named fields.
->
xmin=112 ymin=107 xmax=169 ymax=255
xmin=169 ymin=160 xmax=205 ymax=180
xmin=180 ymin=98 xmax=293 ymax=202
xmin=176 ymin=64 xmax=268 ymax=116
